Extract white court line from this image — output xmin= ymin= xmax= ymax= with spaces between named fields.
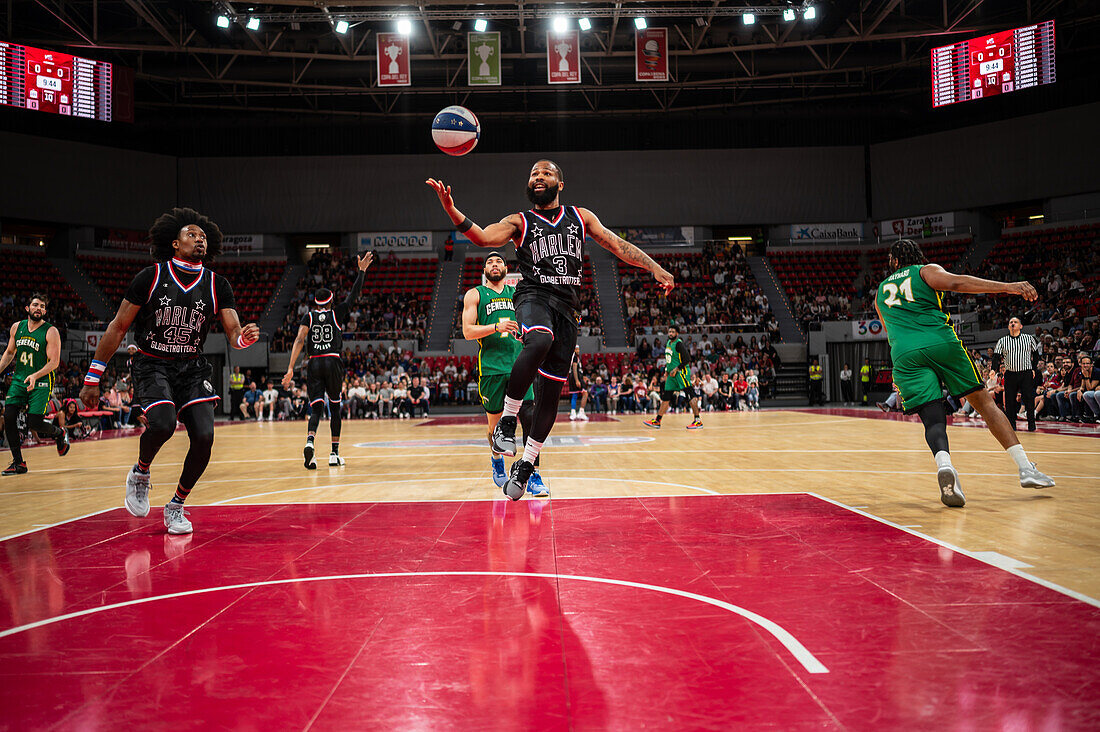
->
xmin=0 ymin=507 xmax=116 ymax=543
xmin=0 ymin=570 xmax=828 ymax=674
xmin=808 ymin=493 xmax=1100 ymax=609
xmin=212 ymin=492 xmax=802 ymax=507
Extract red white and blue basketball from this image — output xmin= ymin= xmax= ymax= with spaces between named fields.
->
xmin=431 ymin=105 xmax=480 ymax=156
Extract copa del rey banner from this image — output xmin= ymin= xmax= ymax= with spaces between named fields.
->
xmin=547 ymin=30 xmax=581 ymax=84
xmin=635 ymin=28 xmax=669 ymax=82
xmin=377 ymin=33 xmax=410 ymax=87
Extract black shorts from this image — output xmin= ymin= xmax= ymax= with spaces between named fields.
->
xmin=132 ymin=354 xmax=218 ymax=415
xmin=307 ymin=356 xmax=344 ymax=405
xmin=661 ymin=385 xmax=697 ymax=403
xmin=515 ymin=295 xmax=580 ymax=384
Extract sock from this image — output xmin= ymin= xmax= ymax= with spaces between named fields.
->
xmin=306 ymin=434 xmax=315 ymax=444
xmin=654 ymin=414 xmax=662 ymax=422
xmin=522 ymin=438 xmax=543 ymax=465
xmin=331 ymin=442 xmax=339 ymax=455
xmin=502 ymin=396 xmax=522 ymax=419
xmin=136 ymin=459 xmax=151 ymax=473
xmin=1007 ymin=444 xmax=1030 ymax=470
xmin=934 ymin=450 xmax=953 ymax=470
xmin=171 ymin=483 xmax=190 ymax=504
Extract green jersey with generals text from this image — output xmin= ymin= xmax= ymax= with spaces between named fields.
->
xmin=12 ymin=319 xmax=51 ymax=385
xmin=475 ymin=284 xmax=522 ymax=376
xmin=876 ymin=264 xmax=962 ymax=355
xmin=664 ymin=337 xmax=691 ymax=390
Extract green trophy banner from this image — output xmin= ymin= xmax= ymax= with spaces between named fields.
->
xmin=467 ymin=32 xmax=501 ymax=86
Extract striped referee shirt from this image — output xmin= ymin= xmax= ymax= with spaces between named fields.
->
xmin=994 ymin=333 xmax=1039 ymax=372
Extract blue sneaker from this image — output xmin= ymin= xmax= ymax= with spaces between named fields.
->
xmin=526 ymin=472 xmax=549 ymax=497
xmin=491 ymin=456 xmax=507 ymax=488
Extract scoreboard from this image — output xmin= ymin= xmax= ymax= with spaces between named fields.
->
xmin=0 ymin=42 xmax=112 ymax=121
xmin=931 ymin=20 xmax=1055 ymax=108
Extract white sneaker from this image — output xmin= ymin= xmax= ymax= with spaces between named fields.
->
xmin=329 ymin=453 xmax=345 ymax=466
xmin=1019 ymin=462 xmax=1055 ymax=489
xmin=577 ymin=410 xmax=588 ymax=421
xmin=163 ymin=502 xmax=193 ymax=534
xmin=569 ymin=409 xmax=577 ymax=420
xmin=937 ymin=466 xmax=965 ymax=507
xmin=125 ymin=465 xmax=151 ymax=518
xmin=267 ymin=416 xmax=273 ymax=422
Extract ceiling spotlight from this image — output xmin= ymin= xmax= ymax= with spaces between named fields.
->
xmin=216 ymin=15 xmax=230 ymax=29
xmin=578 ymin=17 xmax=592 ymax=31
xmin=743 ymin=13 xmax=755 ymax=25
xmin=474 ymin=18 xmax=487 ymax=32
xmin=452 ymin=21 xmax=462 ymax=31
xmin=245 ymin=17 xmax=259 ymax=31
xmin=783 ymin=8 xmax=796 ymax=21
xmin=397 ymin=18 xmax=412 ymax=35
xmin=694 ymin=17 xmax=707 ymax=27
xmin=634 ymin=17 xmax=647 ymax=30
xmin=335 ymin=20 xmax=349 ymax=34
xmin=552 ymin=16 xmax=568 ymax=34
xmin=804 ymin=6 xmax=817 ymax=20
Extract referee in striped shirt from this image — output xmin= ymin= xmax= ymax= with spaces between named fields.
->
xmin=994 ymin=317 xmax=1040 ymax=432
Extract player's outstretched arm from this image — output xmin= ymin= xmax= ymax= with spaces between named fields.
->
xmin=343 ymin=251 xmax=373 ymax=308
xmin=579 ymin=208 xmax=675 ymax=295
xmin=80 ymin=300 xmax=140 ymax=408
xmin=461 ymin=289 xmax=518 ymax=341
xmin=25 ymin=326 xmax=61 ymax=386
xmin=282 ymin=325 xmax=309 ymax=389
xmin=219 ymin=308 xmax=260 ymax=350
xmin=920 ymin=264 xmax=1038 ymax=300
xmin=425 ymin=178 xmax=520 ymax=247
xmin=0 ymin=322 xmax=17 ymax=374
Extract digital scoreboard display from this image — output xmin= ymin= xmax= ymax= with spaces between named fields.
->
xmin=931 ymin=20 xmax=1055 ymax=108
xmin=0 ymin=42 xmax=112 ymax=121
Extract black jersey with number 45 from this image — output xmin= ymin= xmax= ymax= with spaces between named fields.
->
xmin=123 ymin=259 xmax=236 ymax=358
xmin=300 ymin=306 xmax=349 ymax=358
xmin=512 ymin=205 xmax=587 ymax=312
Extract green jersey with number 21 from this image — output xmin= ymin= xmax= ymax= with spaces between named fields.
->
xmin=875 ymin=264 xmax=962 ymax=356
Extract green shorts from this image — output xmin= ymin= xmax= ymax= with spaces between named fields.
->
xmin=478 ymin=373 xmax=534 ymax=414
xmin=5 ymin=376 xmax=53 ymax=415
xmin=892 ymin=341 xmax=982 ymax=413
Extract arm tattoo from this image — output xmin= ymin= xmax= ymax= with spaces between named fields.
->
xmin=594 ymin=228 xmax=659 ymax=270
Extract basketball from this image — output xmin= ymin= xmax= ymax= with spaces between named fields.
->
xmin=431 ymin=105 xmax=480 ymax=156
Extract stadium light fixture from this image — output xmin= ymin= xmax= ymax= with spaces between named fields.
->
xmin=743 ymin=13 xmax=755 ymax=25
xmin=783 ymin=8 xmax=796 ymax=21
xmin=305 ymin=243 xmax=330 ymax=249
xmin=397 ymin=18 xmax=412 ymax=35
xmin=552 ymin=16 xmax=568 ymax=34
xmin=578 ymin=17 xmax=592 ymax=32
xmin=334 ymin=20 xmax=349 ymax=34
xmin=216 ymin=15 xmax=230 ymax=29
xmin=245 ymin=17 xmax=260 ymax=31
xmin=474 ymin=18 xmax=488 ymax=32
xmin=727 ymin=236 xmax=753 ymax=242
xmin=634 ymin=17 xmax=647 ymax=30
xmin=804 ymin=6 xmax=817 ymax=20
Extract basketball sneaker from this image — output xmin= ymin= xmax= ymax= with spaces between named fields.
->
xmin=491 ymin=416 xmax=518 ymax=457
xmin=55 ymin=430 xmax=71 ymax=457
xmin=303 ymin=442 xmax=317 ymax=470
xmin=937 ymin=465 xmax=965 ymax=507
xmin=163 ymin=502 xmax=193 ymax=535
xmin=569 ymin=409 xmax=577 ymax=421
xmin=1019 ymin=462 xmax=1055 ymax=489
xmin=491 ymin=456 xmax=507 ymax=488
xmin=503 ymin=459 xmax=534 ymax=501
xmin=577 ymin=409 xmax=588 ymax=421
xmin=328 ymin=452 xmax=345 ymax=467
xmin=687 ymin=418 xmax=704 ymax=430
xmin=125 ymin=465 xmax=151 ymax=517
xmin=526 ymin=472 xmax=549 ymax=497
xmin=2 ymin=461 xmax=27 ymax=476
xmin=642 ymin=417 xmax=661 ymax=429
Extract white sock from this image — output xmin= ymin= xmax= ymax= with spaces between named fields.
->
xmin=523 ymin=439 xmax=543 ymax=465
xmin=934 ymin=451 xmax=953 ymax=470
xmin=1007 ymin=444 xmax=1030 ymax=470
xmin=502 ymin=396 xmax=523 ymax=419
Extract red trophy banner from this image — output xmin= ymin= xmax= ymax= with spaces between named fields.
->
xmin=547 ymin=30 xmax=581 ymax=84
xmin=635 ymin=28 xmax=669 ymax=82
xmin=377 ymin=33 xmax=411 ymax=87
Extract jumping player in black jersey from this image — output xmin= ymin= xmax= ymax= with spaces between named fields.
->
xmin=282 ymin=251 xmax=373 ymax=469
xmin=80 ymin=208 xmax=259 ymax=534
xmin=428 ymin=160 xmax=675 ymax=500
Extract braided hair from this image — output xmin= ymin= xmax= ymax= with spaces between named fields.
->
xmin=149 ymin=207 xmax=223 ymax=262
xmin=889 ymin=238 xmax=926 ymax=270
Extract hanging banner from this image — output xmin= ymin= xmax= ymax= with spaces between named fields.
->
xmin=221 ymin=234 xmax=265 ymax=253
xmin=94 ymin=227 xmax=148 ymax=252
xmin=468 ymin=32 xmax=501 ymax=86
xmin=547 ymin=30 xmax=581 ymax=84
xmin=357 ymin=231 xmax=432 ymax=251
xmin=377 ymin=33 xmax=411 ymax=87
xmin=635 ymin=28 xmax=669 ymax=82
xmin=879 ymin=212 xmax=956 ymax=238
xmin=790 ymin=223 xmax=864 ymax=240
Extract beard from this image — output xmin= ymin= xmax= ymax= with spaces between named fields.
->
xmin=484 ymin=268 xmax=506 ymax=283
xmin=525 ymin=181 xmax=559 ymax=207
xmin=28 ymin=311 xmax=44 ymax=323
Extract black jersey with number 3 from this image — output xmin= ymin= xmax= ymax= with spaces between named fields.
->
xmin=123 ymin=259 xmax=236 ymax=358
xmin=513 ymin=205 xmax=587 ymax=312
xmin=301 ymin=306 xmax=348 ymax=358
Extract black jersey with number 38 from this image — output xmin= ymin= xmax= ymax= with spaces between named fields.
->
xmin=513 ymin=205 xmax=587 ymax=312
xmin=300 ymin=305 xmax=349 ymax=358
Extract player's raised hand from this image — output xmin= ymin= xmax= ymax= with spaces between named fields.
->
xmin=240 ymin=323 xmax=260 ymax=346
xmin=654 ymin=265 xmax=675 ymax=295
xmin=1006 ymin=281 xmax=1038 ymax=301
xmin=425 ymin=178 xmax=456 ymax=212
xmin=357 ymin=251 xmax=374 ymax=271
xmin=79 ymin=384 xmax=99 ymax=410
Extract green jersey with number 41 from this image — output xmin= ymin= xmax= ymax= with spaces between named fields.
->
xmin=876 ymin=264 xmax=961 ymax=356
xmin=12 ymin=319 xmax=51 ymax=383
xmin=475 ymin=284 xmax=522 ymax=376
